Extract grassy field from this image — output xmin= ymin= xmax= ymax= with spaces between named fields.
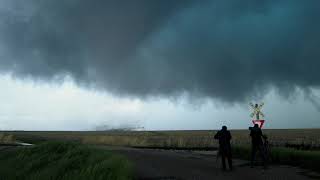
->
xmin=3 ymin=129 xmax=320 ymax=150
xmin=1 ymin=129 xmax=320 ymax=174
xmin=0 ymin=142 xmax=132 ymax=180
xmin=232 ymin=145 xmax=320 ymax=172
xmin=0 ymin=133 xmax=15 ymax=143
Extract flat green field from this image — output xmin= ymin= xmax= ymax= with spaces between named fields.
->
xmin=0 ymin=142 xmax=132 ymax=180
xmin=2 ymin=129 xmax=320 ymax=150
xmin=1 ymin=129 xmax=320 ymax=175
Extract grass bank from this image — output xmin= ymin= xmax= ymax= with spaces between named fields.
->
xmin=0 ymin=133 xmax=15 ymax=143
xmin=0 ymin=142 xmax=132 ymax=180
xmin=232 ymin=145 xmax=320 ymax=172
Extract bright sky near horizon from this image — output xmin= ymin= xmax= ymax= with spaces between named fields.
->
xmin=0 ymin=74 xmax=319 ymax=131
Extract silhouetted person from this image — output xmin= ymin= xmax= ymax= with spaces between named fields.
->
xmin=214 ymin=126 xmax=233 ymax=170
xmin=249 ymin=124 xmax=267 ymax=168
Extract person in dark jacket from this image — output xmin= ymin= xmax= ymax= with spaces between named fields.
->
xmin=214 ymin=126 xmax=233 ymax=170
xmin=249 ymin=124 xmax=267 ymax=168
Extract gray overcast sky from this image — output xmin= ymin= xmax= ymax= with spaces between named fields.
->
xmin=0 ymin=0 xmax=319 ymax=130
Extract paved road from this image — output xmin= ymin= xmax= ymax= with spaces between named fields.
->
xmin=103 ymin=146 xmax=320 ymax=180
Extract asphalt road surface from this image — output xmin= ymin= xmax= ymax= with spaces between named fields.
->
xmin=103 ymin=146 xmax=320 ymax=180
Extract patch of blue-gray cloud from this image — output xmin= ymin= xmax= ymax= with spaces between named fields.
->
xmin=0 ymin=0 xmax=319 ymax=103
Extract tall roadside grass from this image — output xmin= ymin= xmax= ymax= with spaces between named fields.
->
xmin=82 ymin=131 xmax=218 ymax=149
xmin=0 ymin=142 xmax=132 ymax=180
xmin=0 ymin=133 xmax=15 ymax=143
xmin=82 ymin=135 xmax=218 ymax=149
xmin=232 ymin=145 xmax=320 ymax=172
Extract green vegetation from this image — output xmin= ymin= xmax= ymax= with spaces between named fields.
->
xmin=0 ymin=133 xmax=15 ymax=143
xmin=0 ymin=142 xmax=132 ymax=180
xmin=82 ymin=133 xmax=217 ymax=149
xmin=232 ymin=145 xmax=320 ymax=172
xmin=4 ymin=129 xmax=320 ymax=150
xmin=2 ymin=129 xmax=320 ymax=173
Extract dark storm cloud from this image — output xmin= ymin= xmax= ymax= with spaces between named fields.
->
xmin=0 ymin=0 xmax=320 ymax=103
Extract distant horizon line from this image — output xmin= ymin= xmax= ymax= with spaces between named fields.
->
xmin=1 ymin=128 xmax=320 ymax=132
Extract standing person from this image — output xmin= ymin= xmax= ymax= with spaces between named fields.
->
xmin=249 ymin=124 xmax=267 ymax=168
xmin=214 ymin=126 xmax=233 ymax=171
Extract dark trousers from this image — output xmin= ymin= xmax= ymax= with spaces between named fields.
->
xmin=221 ymin=153 xmax=233 ymax=170
xmin=251 ymin=144 xmax=266 ymax=167
xmin=219 ymin=146 xmax=232 ymax=170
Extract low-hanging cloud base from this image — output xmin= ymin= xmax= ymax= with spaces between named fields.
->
xmin=0 ymin=0 xmax=320 ymax=104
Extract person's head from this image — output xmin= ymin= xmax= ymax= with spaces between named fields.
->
xmin=255 ymin=104 xmax=258 ymax=108
xmin=222 ymin=126 xmax=227 ymax=131
xmin=254 ymin=124 xmax=259 ymax=128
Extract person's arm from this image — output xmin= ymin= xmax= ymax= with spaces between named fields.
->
xmin=214 ymin=131 xmax=220 ymax=139
xmin=262 ymin=133 xmax=267 ymax=139
xmin=228 ymin=131 xmax=232 ymax=140
xmin=258 ymin=129 xmax=263 ymax=137
xmin=258 ymin=129 xmax=268 ymax=139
